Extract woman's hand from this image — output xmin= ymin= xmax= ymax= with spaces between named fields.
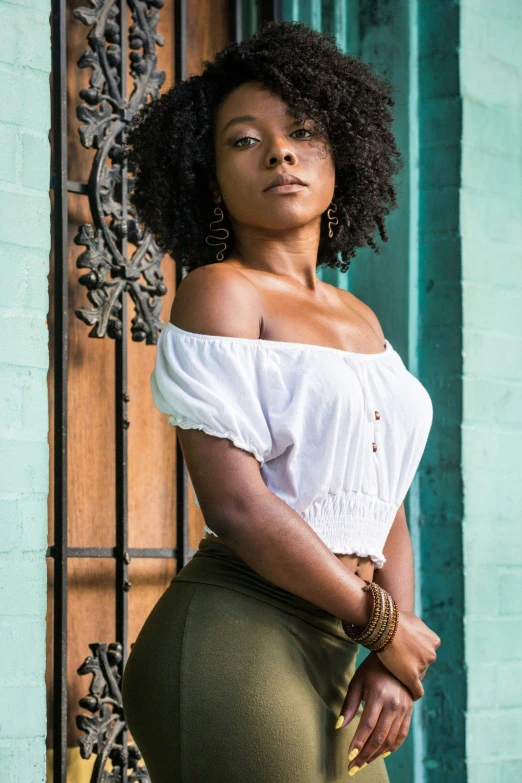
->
xmin=336 ymin=653 xmax=414 ymax=774
xmin=376 ymin=611 xmax=441 ymax=700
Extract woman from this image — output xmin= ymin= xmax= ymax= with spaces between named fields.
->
xmin=121 ymin=20 xmax=441 ymax=783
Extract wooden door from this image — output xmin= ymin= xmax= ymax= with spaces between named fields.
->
xmin=47 ymin=1 xmax=232 ymax=780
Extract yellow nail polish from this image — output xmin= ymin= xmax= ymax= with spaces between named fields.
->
xmin=348 ymin=766 xmax=361 ymax=777
xmin=360 ymin=763 xmax=368 ymax=769
xmin=382 ymin=751 xmax=391 ymax=758
xmin=335 ymin=716 xmax=344 ymax=729
xmin=348 ymin=748 xmax=359 ymax=761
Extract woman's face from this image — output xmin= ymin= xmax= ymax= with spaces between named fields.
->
xmin=212 ymin=81 xmax=336 ymax=234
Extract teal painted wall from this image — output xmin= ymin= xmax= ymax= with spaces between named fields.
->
xmin=0 ymin=0 xmax=51 ymax=778
xmin=346 ymin=4 xmax=420 ymax=781
xmin=346 ymin=4 xmax=468 ymax=781
xmin=417 ymin=2 xmax=467 ymax=782
xmin=460 ymin=2 xmax=522 ymax=782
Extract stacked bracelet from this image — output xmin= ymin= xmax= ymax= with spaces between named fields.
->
xmin=342 ymin=580 xmax=400 ymax=653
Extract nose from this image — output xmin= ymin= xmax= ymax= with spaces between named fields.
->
xmin=265 ymin=138 xmax=297 ymax=167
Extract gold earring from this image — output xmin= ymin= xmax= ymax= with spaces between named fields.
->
xmin=327 ymin=201 xmax=339 ymax=238
xmin=205 ymin=204 xmax=229 ymax=261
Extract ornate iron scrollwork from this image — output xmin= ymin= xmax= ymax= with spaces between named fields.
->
xmin=77 ymin=643 xmax=149 ymax=782
xmin=73 ymin=0 xmax=167 ymax=343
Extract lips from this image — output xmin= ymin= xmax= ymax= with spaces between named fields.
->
xmin=264 ymin=173 xmax=307 ymax=191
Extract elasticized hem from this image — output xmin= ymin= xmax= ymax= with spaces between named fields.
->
xmin=168 ymin=414 xmax=265 ymax=465
xmin=297 ymin=490 xmax=397 ymax=570
xmin=330 ymin=546 xmax=386 ymax=569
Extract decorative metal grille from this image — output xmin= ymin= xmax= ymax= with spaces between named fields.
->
xmin=48 ymin=1 xmax=279 ymax=781
xmin=72 ymin=0 xmax=167 ymax=344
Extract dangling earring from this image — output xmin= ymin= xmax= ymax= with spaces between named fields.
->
xmin=205 ymin=203 xmax=229 ymax=261
xmin=327 ymin=200 xmax=339 ymax=238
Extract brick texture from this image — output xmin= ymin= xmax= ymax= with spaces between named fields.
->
xmin=0 ymin=0 xmax=51 ymax=779
xmin=460 ymin=0 xmax=522 ymax=780
xmin=417 ymin=2 xmax=466 ymax=782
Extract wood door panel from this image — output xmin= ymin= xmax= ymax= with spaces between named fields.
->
xmin=47 ymin=0 xmax=233 ymax=758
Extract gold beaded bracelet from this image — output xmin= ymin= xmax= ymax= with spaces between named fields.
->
xmin=372 ymin=596 xmax=400 ymax=652
xmin=364 ymin=589 xmax=393 ymax=650
xmin=364 ymin=593 xmax=399 ymax=653
xmin=342 ymin=580 xmax=399 ymax=653
xmin=347 ymin=582 xmax=383 ymax=643
xmin=342 ymin=581 xmax=385 ymax=643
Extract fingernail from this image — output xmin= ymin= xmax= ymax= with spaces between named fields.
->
xmin=335 ymin=715 xmax=344 ymax=730
xmin=382 ymin=752 xmax=391 ymax=758
xmin=348 ymin=766 xmax=361 ymax=777
xmin=348 ymin=748 xmax=359 ymax=761
xmin=360 ymin=763 xmax=368 ymax=769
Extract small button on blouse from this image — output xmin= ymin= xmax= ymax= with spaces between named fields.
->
xmin=373 ymin=413 xmax=381 ymax=452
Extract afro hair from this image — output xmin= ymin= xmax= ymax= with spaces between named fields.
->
xmin=125 ymin=19 xmax=403 ymax=274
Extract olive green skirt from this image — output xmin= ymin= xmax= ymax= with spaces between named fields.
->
xmin=122 ymin=537 xmax=390 ymax=783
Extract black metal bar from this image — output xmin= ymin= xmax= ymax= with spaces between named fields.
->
xmin=173 ymin=0 xmax=190 ymax=574
xmin=174 ymin=0 xmax=187 ymax=85
xmin=115 ymin=0 xmax=130 ymax=663
xmin=50 ymin=174 xmax=89 ymax=195
xmin=229 ymin=0 xmax=243 ymax=42
xmin=259 ymin=0 xmax=282 ymax=25
xmin=47 ymin=546 xmax=190 ymax=559
xmin=50 ymin=0 xmax=68 ymax=778
xmin=65 ymin=180 xmax=89 ymax=195
xmin=272 ymin=0 xmax=283 ymax=22
xmin=116 ymin=3 xmax=129 ymax=780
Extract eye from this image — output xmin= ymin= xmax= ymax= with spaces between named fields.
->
xmin=232 ymin=127 xmax=315 ymax=148
xmin=232 ymin=136 xmax=258 ymax=148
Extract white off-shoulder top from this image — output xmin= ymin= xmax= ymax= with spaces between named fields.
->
xmin=151 ymin=321 xmax=434 ymax=568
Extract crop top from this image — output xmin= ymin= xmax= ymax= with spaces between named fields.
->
xmin=150 ymin=321 xmax=434 ymax=568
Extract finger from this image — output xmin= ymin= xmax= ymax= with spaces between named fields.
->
xmin=336 ymin=677 xmax=364 ymax=730
xmin=375 ymin=707 xmax=413 ymax=763
xmin=347 ymin=700 xmax=384 ymax=771
xmin=348 ymin=706 xmax=396 ymax=772
xmin=364 ymin=711 xmax=406 ymax=765
xmin=393 ymin=707 xmax=413 ymax=751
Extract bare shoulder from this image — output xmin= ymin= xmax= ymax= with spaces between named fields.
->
xmin=337 ymin=287 xmax=386 ymax=343
xmin=169 ymin=262 xmax=262 ymax=338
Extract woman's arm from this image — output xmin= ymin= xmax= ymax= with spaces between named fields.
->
xmin=340 ymin=503 xmax=417 ymax=773
xmin=374 ymin=502 xmax=414 ymax=612
xmin=179 ymin=426 xmax=373 ymax=626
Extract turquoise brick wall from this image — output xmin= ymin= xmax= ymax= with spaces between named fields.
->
xmin=460 ymin=2 xmax=522 ymax=782
xmin=417 ymin=2 xmax=467 ymax=782
xmin=0 ymin=0 xmax=51 ymax=779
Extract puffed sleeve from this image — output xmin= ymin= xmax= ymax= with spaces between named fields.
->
xmin=150 ymin=323 xmax=274 ymax=466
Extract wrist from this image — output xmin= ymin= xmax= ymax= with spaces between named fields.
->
xmin=342 ymin=580 xmax=400 ymax=652
xmin=347 ymin=575 xmax=374 ymax=626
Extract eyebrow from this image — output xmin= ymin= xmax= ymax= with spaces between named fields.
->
xmin=221 ymin=108 xmax=300 ymax=135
